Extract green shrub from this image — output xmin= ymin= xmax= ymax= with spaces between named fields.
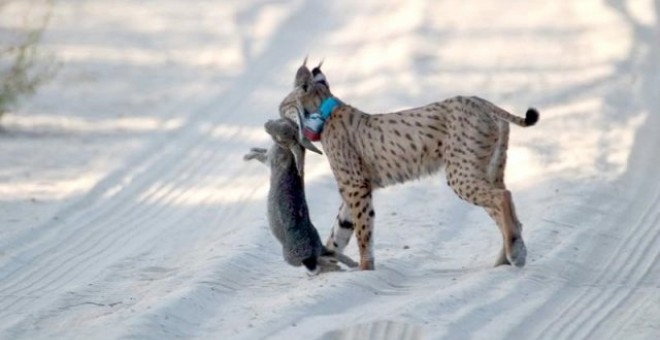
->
xmin=0 ymin=0 xmax=58 ymax=118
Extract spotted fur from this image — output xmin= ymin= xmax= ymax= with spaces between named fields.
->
xmin=280 ymin=59 xmax=538 ymax=270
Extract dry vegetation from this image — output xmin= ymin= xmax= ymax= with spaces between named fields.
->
xmin=0 ymin=0 xmax=57 ymax=118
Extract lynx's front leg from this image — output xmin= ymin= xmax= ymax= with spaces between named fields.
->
xmin=338 ymin=180 xmax=375 ymax=270
xmin=325 ymin=156 xmax=376 ymax=269
xmin=325 ymin=202 xmax=354 ymax=253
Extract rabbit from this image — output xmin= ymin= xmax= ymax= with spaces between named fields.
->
xmin=244 ymin=118 xmax=357 ymax=274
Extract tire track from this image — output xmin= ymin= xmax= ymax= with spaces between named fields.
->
xmin=3 ymin=200 xmax=275 ymax=339
xmin=0 ymin=0 xmax=338 ymax=334
xmin=604 ymin=285 xmax=659 ymax=340
xmin=526 ymin=179 xmax=660 ymax=340
xmin=563 ymin=210 xmax=660 ymax=339
xmin=0 ymin=4 xmax=301 ymax=292
xmin=529 ymin=1 xmax=660 ymax=336
xmin=405 ymin=159 xmax=660 ymax=340
xmin=0 ymin=80 xmax=220 ymax=259
xmin=0 ymin=127 xmax=249 ymax=315
xmin=0 ymin=64 xmax=268 ymax=326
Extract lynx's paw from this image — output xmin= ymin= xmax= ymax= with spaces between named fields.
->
xmin=507 ymin=237 xmax=527 ymax=268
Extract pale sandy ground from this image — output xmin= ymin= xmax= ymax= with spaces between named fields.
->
xmin=0 ymin=0 xmax=659 ymax=339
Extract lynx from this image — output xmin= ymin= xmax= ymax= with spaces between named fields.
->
xmin=281 ymin=59 xmax=538 ymax=270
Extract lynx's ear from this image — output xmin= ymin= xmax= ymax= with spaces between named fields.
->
xmin=311 ymin=60 xmax=328 ymax=88
xmin=294 ymin=56 xmax=313 ymax=93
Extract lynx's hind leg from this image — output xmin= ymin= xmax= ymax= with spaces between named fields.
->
xmin=485 ymin=182 xmax=524 ymax=267
xmin=477 ymin=188 xmax=525 ymax=267
xmin=485 ymin=207 xmax=516 ymax=266
xmin=484 ymin=130 xmax=525 ymax=267
xmin=446 ymin=161 xmax=526 ymax=267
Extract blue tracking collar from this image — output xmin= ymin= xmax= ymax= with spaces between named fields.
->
xmin=319 ymin=97 xmax=339 ymax=120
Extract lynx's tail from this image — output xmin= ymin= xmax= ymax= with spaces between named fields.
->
xmin=494 ymin=106 xmax=539 ymax=127
xmin=479 ymin=96 xmax=539 ymax=127
xmin=522 ymin=108 xmax=540 ymax=126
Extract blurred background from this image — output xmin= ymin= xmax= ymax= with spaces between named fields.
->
xmin=0 ymin=1 xmax=658 ymax=339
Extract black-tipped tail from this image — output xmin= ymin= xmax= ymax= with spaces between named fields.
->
xmin=525 ymin=108 xmax=539 ymax=126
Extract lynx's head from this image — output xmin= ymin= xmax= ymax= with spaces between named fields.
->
xmin=278 ymin=57 xmax=332 ymax=154
xmin=294 ymin=57 xmax=329 ymax=92
xmin=293 ymin=57 xmax=332 ymax=111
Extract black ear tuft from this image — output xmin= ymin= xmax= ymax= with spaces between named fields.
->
xmin=311 ymin=66 xmax=328 ymax=88
xmin=525 ymin=108 xmax=539 ymax=126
